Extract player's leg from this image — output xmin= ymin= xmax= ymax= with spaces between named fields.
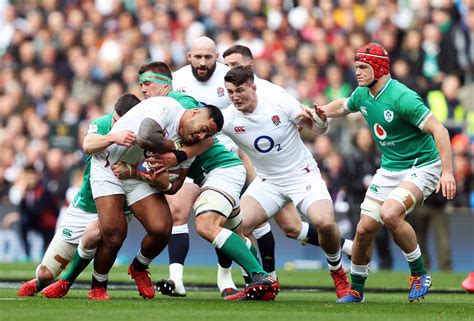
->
xmin=90 ymin=194 xmax=127 ymax=299
xmin=161 ymin=182 xmax=200 ymax=296
xmin=337 ymin=210 xmax=382 ymax=303
xmin=17 ymin=234 xmax=76 ymax=296
xmin=129 ymin=192 xmax=172 ymax=299
xmin=275 ymin=202 xmax=353 ymax=258
xmin=292 ymin=170 xmax=348 ymax=299
xmin=42 ymin=206 xmax=101 ymax=298
xmin=43 ymin=221 xmax=101 ymax=298
xmin=60 ymin=220 xmax=101 ymax=283
xmin=381 ymin=181 xmax=431 ymax=302
xmin=252 ymin=222 xmax=276 ymax=277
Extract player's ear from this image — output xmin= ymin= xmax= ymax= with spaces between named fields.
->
xmin=187 ymin=51 xmax=192 ymax=62
xmin=191 ymin=108 xmax=201 ymax=117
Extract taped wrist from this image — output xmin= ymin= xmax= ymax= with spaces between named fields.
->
xmin=311 ymin=111 xmax=327 ymax=128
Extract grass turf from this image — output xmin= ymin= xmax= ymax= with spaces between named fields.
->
xmin=1 ymin=289 xmax=473 ymax=321
xmin=1 ymin=263 xmax=472 ymax=321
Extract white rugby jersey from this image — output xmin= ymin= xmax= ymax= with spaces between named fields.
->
xmin=172 ymin=62 xmax=231 ymax=108
xmin=106 ymin=96 xmax=185 ymax=165
xmin=222 ymin=90 xmax=317 ymax=179
xmin=173 ymin=62 xmax=236 ymax=152
xmin=254 ymin=75 xmax=285 ymax=95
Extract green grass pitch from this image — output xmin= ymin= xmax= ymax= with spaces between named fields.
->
xmin=1 ymin=263 xmax=472 ymax=321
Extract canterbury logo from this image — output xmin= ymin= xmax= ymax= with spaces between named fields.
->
xmin=234 ymin=126 xmax=246 ymax=133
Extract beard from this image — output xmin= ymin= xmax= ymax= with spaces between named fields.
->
xmin=191 ymin=62 xmax=217 ymax=82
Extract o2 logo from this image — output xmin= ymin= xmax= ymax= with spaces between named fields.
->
xmin=254 ymin=135 xmax=282 ymax=153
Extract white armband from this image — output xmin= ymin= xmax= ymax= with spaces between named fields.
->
xmin=311 ymin=111 xmax=327 ymax=128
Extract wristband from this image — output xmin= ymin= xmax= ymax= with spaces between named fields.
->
xmin=311 ymin=111 xmax=327 ymax=128
xmin=172 ymin=150 xmax=188 ymax=163
xmin=160 ymin=182 xmax=172 ymax=192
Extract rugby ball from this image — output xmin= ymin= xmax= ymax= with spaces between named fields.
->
xmin=137 ymin=160 xmax=182 ymax=183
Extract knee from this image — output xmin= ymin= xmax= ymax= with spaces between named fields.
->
xmin=313 ymin=217 xmax=336 ymax=236
xmin=172 ymin=211 xmax=189 ymax=226
xmin=380 ymin=206 xmax=404 ymax=229
xmin=282 ymin=224 xmax=300 ymax=239
xmin=355 ymin=221 xmax=378 ymax=241
xmin=195 ymin=216 xmax=218 ymax=241
xmin=101 ymin=227 xmax=126 ymax=248
xmin=36 ymin=265 xmax=54 ymax=283
xmin=81 ymin=226 xmax=102 ymax=249
xmin=147 ymin=220 xmax=172 ymax=239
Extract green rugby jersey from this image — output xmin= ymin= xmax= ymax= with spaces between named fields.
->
xmin=72 ymin=113 xmax=113 ymax=213
xmin=346 ymin=79 xmax=439 ymax=171
xmin=167 ymin=90 xmax=242 ymax=185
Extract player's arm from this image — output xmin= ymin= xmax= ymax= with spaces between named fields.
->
xmin=136 ymin=118 xmax=178 ymax=153
xmin=319 ymin=98 xmax=351 ymax=118
xmin=295 ymin=103 xmax=329 ymax=135
xmin=111 ymin=162 xmax=187 ymax=195
xmin=83 ymin=130 xmax=136 ymax=155
xmin=181 ymin=136 xmax=214 ymax=158
xmin=421 ymin=114 xmax=456 ymax=200
xmin=145 ymin=137 xmax=215 ymax=168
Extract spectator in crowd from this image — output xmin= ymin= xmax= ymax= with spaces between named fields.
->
xmin=7 ymin=165 xmax=59 ymax=259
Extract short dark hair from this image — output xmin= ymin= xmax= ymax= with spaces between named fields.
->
xmin=114 ymin=93 xmax=141 ymax=116
xmin=138 ymin=61 xmax=173 ymax=80
xmin=222 ymin=45 xmax=253 ymax=60
xmin=224 ymin=66 xmax=254 ymax=87
xmin=203 ymin=104 xmax=224 ymax=132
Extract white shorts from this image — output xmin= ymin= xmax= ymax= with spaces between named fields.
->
xmin=366 ymin=161 xmax=441 ymax=202
xmin=90 ymin=156 xmax=159 ymax=206
xmin=200 ymin=165 xmax=246 ymax=210
xmin=244 ymin=165 xmax=332 ymax=218
xmin=56 ymin=205 xmax=98 ymax=244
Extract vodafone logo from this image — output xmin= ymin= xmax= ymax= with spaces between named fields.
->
xmin=374 ymin=123 xmax=387 ymax=139
xmin=234 ymin=126 xmax=246 ymax=134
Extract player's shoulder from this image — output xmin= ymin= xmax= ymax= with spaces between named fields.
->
xmin=172 ymin=65 xmax=191 ymax=79
xmin=91 ymin=113 xmax=113 ymax=125
xmin=221 ymin=105 xmax=238 ymax=123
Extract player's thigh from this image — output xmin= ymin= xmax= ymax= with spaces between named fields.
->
xmin=274 ymin=202 xmax=303 ymax=234
xmin=94 ymin=194 xmax=127 ymax=236
xmin=306 ymin=199 xmax=336 ymax=228
xmin=55 ymin=204 xmax=98 ymax=245
xmin=130 ymin=192 xmax=172 ymax=234
xmin=165 ymin=182 xmax=200 ymax=224
xmin=41 ymin=234 xmax=77 ymax=278
xmin=81 ymin=220 xmax=102 ymax=249
xmin=240 ymin=194 xmax=274 ymax=236
xmin=287 ymin=171 xmax=334 ymax=226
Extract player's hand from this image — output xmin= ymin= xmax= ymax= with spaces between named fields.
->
xmin=295 ymin=106 xmax=314 ymax=122
xmin=140 ymin=167 xmax=170 ymax=189
xmin=112 ymin=130 xmax=136 ymax=147
xmin=436 ymin=171 xmax=456 ymax=200
xmin=145 ymin=152 xmax=178 ymax=169
xmin=111 ymin=162 xmax=132 ymax=179
xmin=312 ymin=103 xmax=327 ymax=122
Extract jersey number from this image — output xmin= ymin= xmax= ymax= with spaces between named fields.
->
xmin=254 ymin=136 xmax=282 ymax=153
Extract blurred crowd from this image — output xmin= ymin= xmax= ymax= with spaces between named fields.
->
xmin=0 ymin=0 xmax=473 ymax=267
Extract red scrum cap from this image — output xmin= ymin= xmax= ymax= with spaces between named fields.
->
xmin=354 ymin=43 xmax=390 ymax=81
